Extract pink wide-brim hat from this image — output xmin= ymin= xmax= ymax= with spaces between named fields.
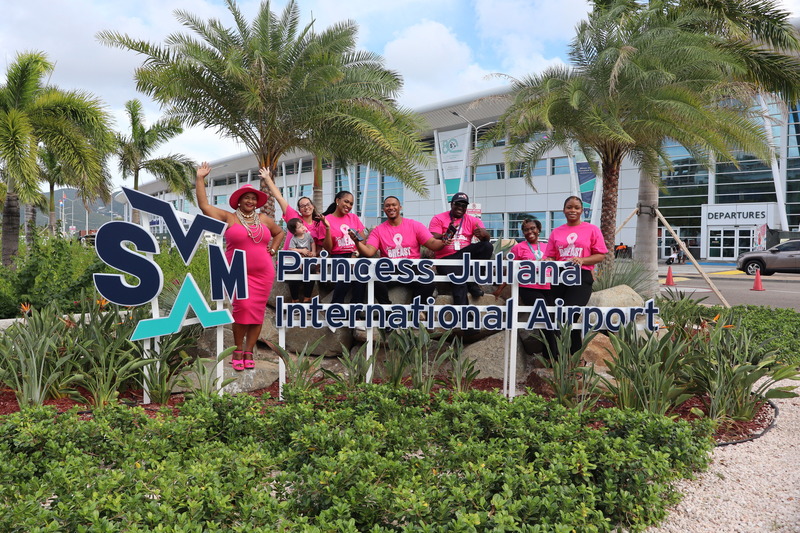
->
xmin=229 ymin=184 xmax=269 ymax=210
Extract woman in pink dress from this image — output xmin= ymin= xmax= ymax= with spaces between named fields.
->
xmin=196 ymin=162 xmax=285 ymax=371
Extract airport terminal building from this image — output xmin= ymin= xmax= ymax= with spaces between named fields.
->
xmin=139 ymin=87 xmax=800 ymax=261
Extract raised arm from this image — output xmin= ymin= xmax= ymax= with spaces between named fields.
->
xmin=196 ymin=162 xmax=232 ymax=223
xmin=259 ymin=167 xmax=289 ymax=214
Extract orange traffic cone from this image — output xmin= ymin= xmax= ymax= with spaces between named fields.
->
xmin=751 ymin=269 xmax=765 ymax=291
xmin=665 ymin=266 xmax=676 ymax=286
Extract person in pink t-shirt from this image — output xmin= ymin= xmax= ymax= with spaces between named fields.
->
xmin=508 ymin=218 xmax=557 ymax=356
xmin=428 ymin=192 xmax=493 ymax=305
xmin=260 ymin=167 xmax=325 ymax=302
xmin=260 ymin=167 xmax=326 ymax=249
xmin=543 ymin=195 xmax=609 ymax=354
xmin=353 ymin=196 xmax=445 ymax=305
xmin=321 ymin=191 xmax=366 ymax=307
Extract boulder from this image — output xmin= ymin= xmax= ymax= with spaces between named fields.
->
xmin=462 ymin=330 xmax=538 ymax=381
xmin=587 ymin=284 xmax=645 ymax=308
xmin=176 ymin=356 xmax=279 ymax=395
xmin=581 ymin=332 xmax=616 ymax=372
xmin=262 ymin=318 xmax=353 ymax=358
xmin=193 ymin=324 xmax=234 ymax=358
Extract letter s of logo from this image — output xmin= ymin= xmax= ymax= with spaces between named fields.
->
xmin=93 ymin=221 xmax=164 ymax=306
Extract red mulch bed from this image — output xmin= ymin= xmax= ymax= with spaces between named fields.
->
xmin=0 ymin=377 xmax=774 ymax=444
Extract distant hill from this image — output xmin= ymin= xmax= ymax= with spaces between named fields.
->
xmin=36 ymin=189 xmax=126 ymax=234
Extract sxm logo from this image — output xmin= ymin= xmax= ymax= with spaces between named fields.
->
xmin=93 ymin=188 xmax=245 ymax=341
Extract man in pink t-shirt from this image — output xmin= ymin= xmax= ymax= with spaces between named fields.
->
xmin=428 ymin=192 xmax=493 ymax=305
xmin=353 ymin=196 xmax=445 ymax=304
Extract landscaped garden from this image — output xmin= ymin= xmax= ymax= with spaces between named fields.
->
xmin=1 ymin=235 xmax=799 ymax=531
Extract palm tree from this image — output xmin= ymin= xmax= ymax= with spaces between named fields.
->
xmin=98 ymin=0 xmax=429 ymax=217
xmin=490 ymin=1 xmax=779 ymax=279
xmin=0 ymin=51 xmax=113 ymax=266
xmin=38 ymin=147 xmax=113 ymax=234
xmin=113 ymin=99 xmax=196 ymax=223
xmin=627 ymin=0 xmax=800 ymax=296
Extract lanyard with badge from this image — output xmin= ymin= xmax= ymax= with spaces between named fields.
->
xmin=527 ymin=241 xmax=543 ymax=259
xmin=449 ymin=216 xmax=464 ymax=250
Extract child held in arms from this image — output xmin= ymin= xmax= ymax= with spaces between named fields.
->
xmin=286 ymin=217 xmax=317 ymax=304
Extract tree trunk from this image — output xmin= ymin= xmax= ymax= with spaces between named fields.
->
xmin=132 ymin=170 xmax=141 ymax=225
xmin=48 ymin=182 xmax=57 ymax=234
xmin=24 ymin=204 xmax=36 ymax=248
xmin=634 ymin=168 xmax=660 ymax=299
xmin=258 ymin=160 xmax=277 ymax=220
xmin=313 ymin=155 xmax=324 ymax=212
xmin=597 ymin=159 xmax=620 ymax=273
xmin=1 ymin=192 xmax=21 ymax=267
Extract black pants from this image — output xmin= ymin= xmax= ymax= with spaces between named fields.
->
xmin=548 ymin=270 xmax=594 ymax=354
xmin=288 ymin=275 xmax=315 ymax=301
xmin=519 ymin=287 xmax=558 ymax=357
xmin=375 ymin=278 xmax=435 ymax=305
xmin=330 ymin=253 xmax=365 ymax=304
xmin=437 ymin=241 xmax=494 ymax=305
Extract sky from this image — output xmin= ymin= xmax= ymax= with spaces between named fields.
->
xmin=3 ymin=0 xmax=800 ymax=190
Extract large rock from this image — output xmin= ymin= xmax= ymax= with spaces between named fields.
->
xmin=176 ymin=356 xmax=279 ymax=395
xmin=587 ymin=284 xmax=645 ymax=308
xmin=582 ymin=332 xmax=616 ymax=371
xmin=261 ymin=306 xmax=352 ymax=357
xmin=463 ymin=330 xmax=537 ymax=382
xmin=193 ymin=324 xmax=234 ymax=358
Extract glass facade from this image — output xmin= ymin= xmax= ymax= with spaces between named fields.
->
xmin=508 ymin=212 xmax=546 ymax=239
xmin=474 ymin=163 xmax=505 ymax=181
xmin=381 ymin=175 xmax=403 ymax=205
xmin=357 ymin=164 xmax=381 ymax=218
xmin=551 ymin=156 xmax=569 ymax=175
xmin=787 ymin=103 xmax=800 ymax=229
xmin=481 ymin=213 xmax=505 ymax=239
xmin=509 ymin=160 xmax=546 ymax=179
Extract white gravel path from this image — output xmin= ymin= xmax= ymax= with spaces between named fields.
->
xmin=647 ymin=380 xmax=800 ymax=533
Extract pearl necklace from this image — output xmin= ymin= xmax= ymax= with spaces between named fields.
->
xmin=235 ymin=208 xmax=265 ymax=243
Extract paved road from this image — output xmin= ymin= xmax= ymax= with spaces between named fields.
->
xmin=658 ymin=262 xmax=800 ymax=311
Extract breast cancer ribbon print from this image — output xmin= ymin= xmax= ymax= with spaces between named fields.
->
xmin=339 ymin=224 xmax=354 ymax=248
xmin=560 ymin=232 xmax=582 ymax=258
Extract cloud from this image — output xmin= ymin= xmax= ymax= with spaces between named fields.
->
xmin=474 ymin=0 xmax=587 ymax=76
xmin=1 ymin=0 xmax=585 ymax=187
xmin=780 ymin=0 xmax=800 ymax=16
xmin=383 ymin=20 xmax=498 ymax=107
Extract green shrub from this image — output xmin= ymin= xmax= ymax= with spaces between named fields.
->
xmin=0 ymin=387 xmax=714 ymax=532
xmin=535 ymin=322 xmax=601 ymax=412
xmin=0 ymin=303 xmax=82 ymax=409
xmin=0 ymin=233 xmax=106 ymax=318
xmin=684 ymin=317 xmax=799 ymax=421
xmin=603 ymin=324 xmax=694 ymax=416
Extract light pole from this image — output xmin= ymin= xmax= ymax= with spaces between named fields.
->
xmin=451 ymin=111 xmax=497 ymax=152
xmin=450 ymin=111 xmax=498 ymax=209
